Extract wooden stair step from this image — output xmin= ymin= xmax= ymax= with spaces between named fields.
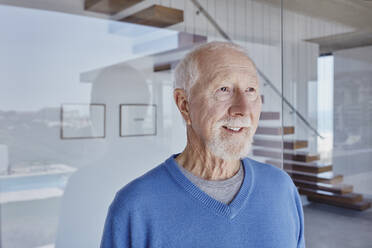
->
xmin=286 ymin=170 xmax=343 ymax=184
xmin=153 ymin=32 xmax=207 ymax=72
xmin=253 ymin=149 xmax=320 ymax=162
xmin=254 ymin=138 xmax=308 ymax=149
xmin=259 ymin=112 xmax=280 ymax=120
xmin=153 ymin=32 xmax=207 ymax=57
xmin=255 ymin=126 xmax=294 ymax=135
xmin=307 ymin=196 xmax=371 ymax=211
xmin=154 ymin=63 xmax=171 ymax=72
xmin=266 ymin=160 xmax=332 ymax=173
xmin=293 ymin=179 xmax=353 ymax=194
xmin=178 ymin=32 xmax=206 ymax=48
xmin=301 ymin=189 xmax=362 ymax=203
xmin=299 ymin=188 xmax=363 ymax=204
xmin=285 ymin=152 xmax=320 ymax=162
xmin=85 ymin=0 xmax=144 ymax=15
xmin=120 ymin=5 xmax=184 ymax=28
xmin=154 ymin=60 xmax=179 ymax=72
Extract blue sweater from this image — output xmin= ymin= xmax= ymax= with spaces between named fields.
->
xmin=101 ymin=154 xmax=305 ymax=248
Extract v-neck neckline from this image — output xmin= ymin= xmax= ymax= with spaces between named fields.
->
xmin=163 ymin=154 xmax=255 ymax=220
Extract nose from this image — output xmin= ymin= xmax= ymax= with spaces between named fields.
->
xmin=228 ymin=90 xmax=252 ymax=117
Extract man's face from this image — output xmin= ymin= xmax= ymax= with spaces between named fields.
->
xmin=188 ymin=48 xmax=262 ymax=160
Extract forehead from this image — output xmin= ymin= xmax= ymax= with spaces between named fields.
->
xmin=196 ymin=48 xmax=258 ymax=86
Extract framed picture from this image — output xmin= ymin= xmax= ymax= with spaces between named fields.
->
xmin=120 ymin=104 xmax=157 ymax=137
xmin=60 ymin=103 xmax=106 ymax=139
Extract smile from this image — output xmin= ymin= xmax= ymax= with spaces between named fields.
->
xmin=222 ymin=126 xmax=244 ymax=132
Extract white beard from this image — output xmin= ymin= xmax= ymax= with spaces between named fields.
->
xmin=206 ymin=117 xmax=253 ymax=161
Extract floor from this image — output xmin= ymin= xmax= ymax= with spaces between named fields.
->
xmin=303 ymin=196 xmax=372 ymax=248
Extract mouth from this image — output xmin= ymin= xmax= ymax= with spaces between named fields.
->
xmin=222 ymin=126 xmax=245 ymax=133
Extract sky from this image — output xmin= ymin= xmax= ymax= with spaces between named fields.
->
xmin=0 ymin=5 xmax=178 ymax=111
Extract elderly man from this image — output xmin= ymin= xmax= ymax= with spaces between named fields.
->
xmin=100 ymin=41 xmax=305 ymax=248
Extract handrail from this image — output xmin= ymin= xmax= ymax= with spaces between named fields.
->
xmin=190 ymin=0 xmax=324 ymax=139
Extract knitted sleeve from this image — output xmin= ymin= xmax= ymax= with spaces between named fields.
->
xmin=294 ymin=185 xmax=306 ymax=248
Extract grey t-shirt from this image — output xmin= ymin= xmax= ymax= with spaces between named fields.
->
xmin=177 ymin=162 xmax=244 ymax=204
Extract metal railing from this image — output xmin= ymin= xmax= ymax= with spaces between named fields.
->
xmin=190 ymin=0 xmax=324 ymax=139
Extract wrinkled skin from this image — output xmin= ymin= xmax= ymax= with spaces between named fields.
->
xmin=174 ymin=47 xmax=262 ymax=180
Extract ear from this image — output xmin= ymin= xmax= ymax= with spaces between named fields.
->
xmin=173 ymin=89 xmax=192 ymax=125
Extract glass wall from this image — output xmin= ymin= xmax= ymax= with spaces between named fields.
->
xmin=282 ymin=0 xmax=372 ymax=247
xmin=0 ymin=6 xmax=181 ymax=248
xmin=0 ymin=1 xmax=282 ymax=247
xmin=2 ymin=0 xmax=370 ymax=247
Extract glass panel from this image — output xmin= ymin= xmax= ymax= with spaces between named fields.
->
xmin=0 ymin=5 xmax=181 ymax=248
xmin=0 ymin=1 xmax=282 ymax=247
xmin=283 ymin=0 xmax=372 ymax=247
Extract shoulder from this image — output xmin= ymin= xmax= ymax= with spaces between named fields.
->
xmin=244 ymin=157 xmax=301 ymax=210
xmin=109 ymin=160 xmax=170 ymax=213
xmin=244 ymin=157 xmax=295 ymax=189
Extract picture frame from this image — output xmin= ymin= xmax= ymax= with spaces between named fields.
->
xmin=120 ymin=104 xmax=157 ymax=137
xmin=60 ymin=103 xmax=106 ymax=139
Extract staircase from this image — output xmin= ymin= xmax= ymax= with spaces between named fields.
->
xmin=84 ymin=0 xmax=371 ymax=211
xmin=85 ymin=1 xmax=184 ymax=28
xmin=253 ymin=111 xmax=371 ymax=211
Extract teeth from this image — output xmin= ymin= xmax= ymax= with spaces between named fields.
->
xmin=226 ymin=127 xmax=241 ymax=131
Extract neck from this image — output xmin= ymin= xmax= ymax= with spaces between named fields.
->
xmin=175 ymin=142 xmax=241 ymax=181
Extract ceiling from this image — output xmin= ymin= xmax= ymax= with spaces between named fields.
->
xmin=261 ymin=0 xmax=372 ymax=31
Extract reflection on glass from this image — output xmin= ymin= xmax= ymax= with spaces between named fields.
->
xmin=0 ymin=0 xmax=287 ymax=247
xmin=0 ymin=4 xmax=181 ymax=248
xmin=120 ymin=104 xmax=156 ymax=137
xmin=61 ymin=103 xmax=106 ymax=139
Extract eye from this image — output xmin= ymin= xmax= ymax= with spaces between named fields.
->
xmin=216 ymin=86 xmax=231 ymax=94
xmin=214 ymin=86 xmax=232 ymax=101
xmin=245 ymin=87 xmax=258 ymax=100
xmin=246 ymin=87 xmax=256 ymax=93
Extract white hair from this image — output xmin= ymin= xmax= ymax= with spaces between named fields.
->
xmin=173 ymin=41 xmax=252 ymax=100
